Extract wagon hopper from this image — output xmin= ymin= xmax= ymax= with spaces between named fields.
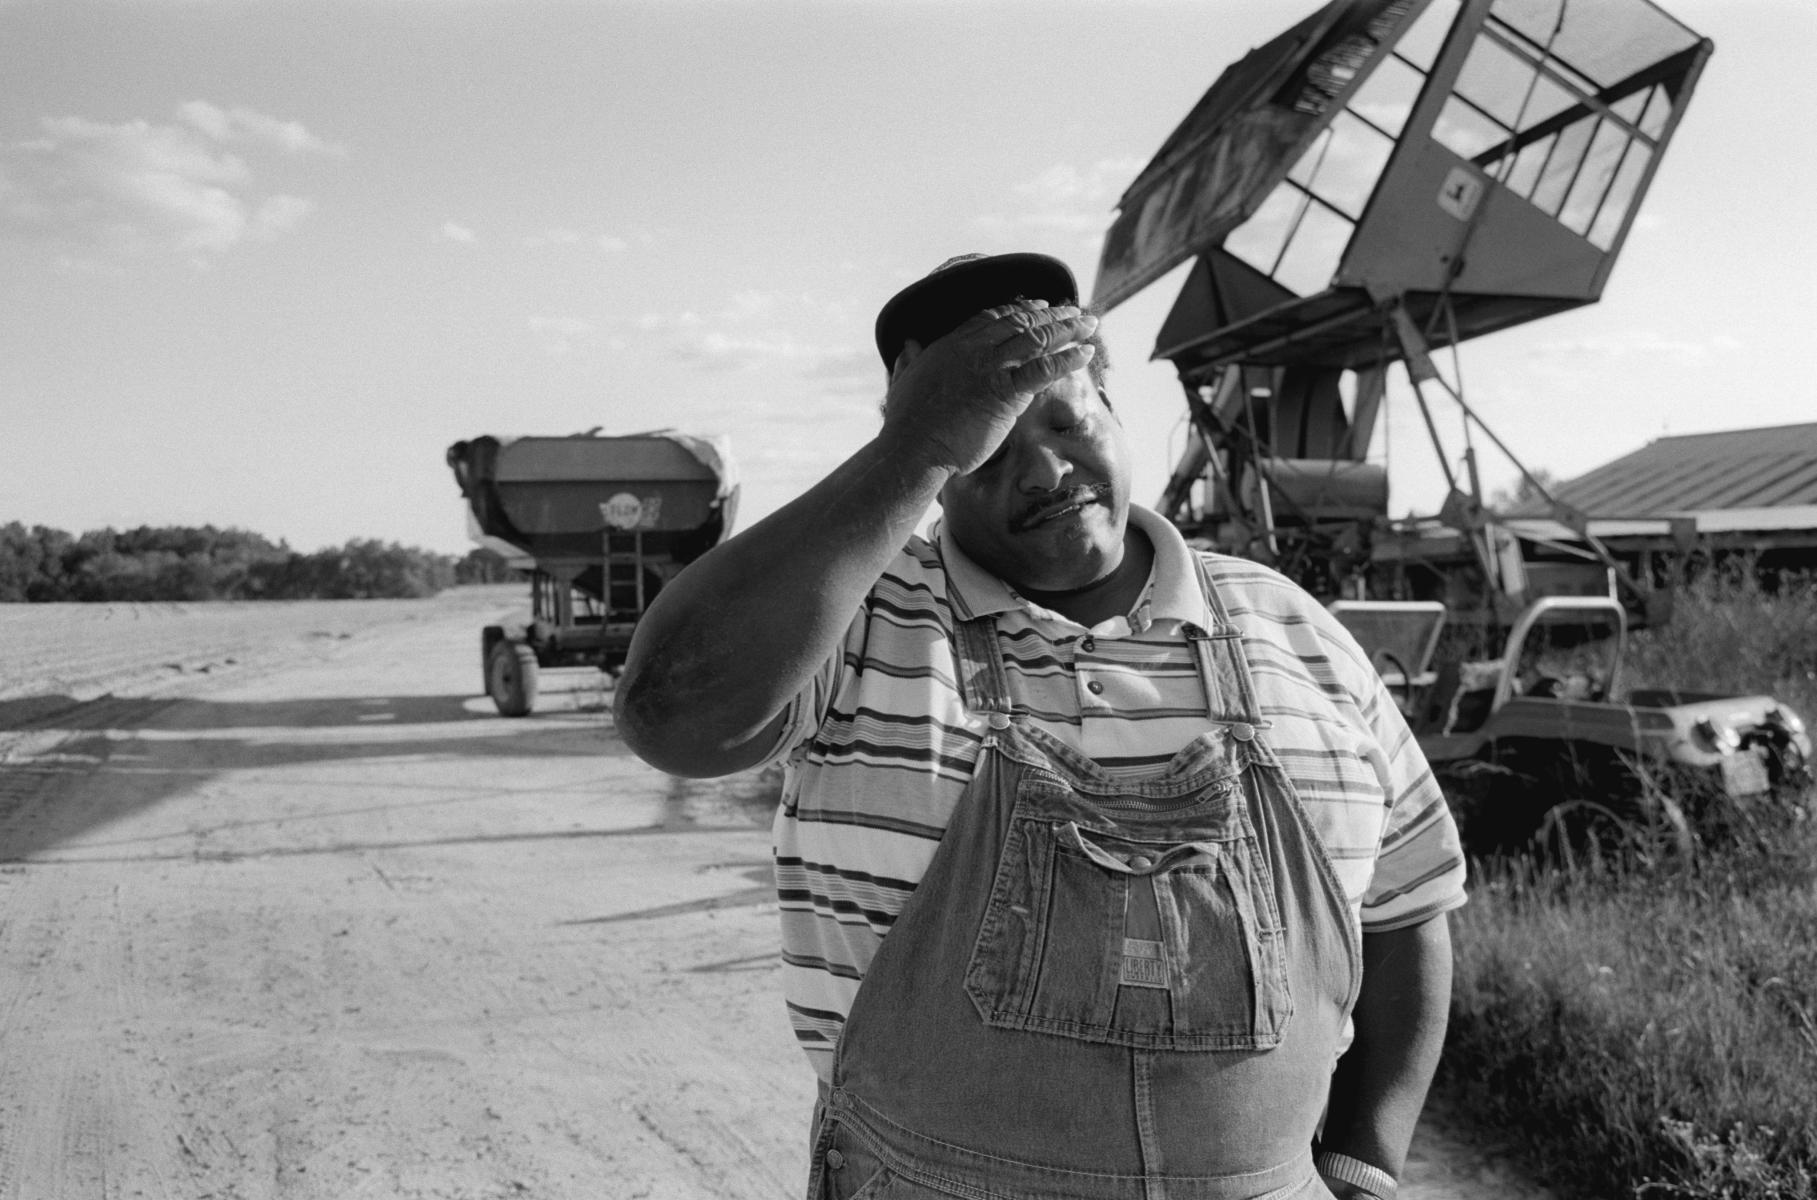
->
xmin=447 ymin=430 xmax=738 ymax=716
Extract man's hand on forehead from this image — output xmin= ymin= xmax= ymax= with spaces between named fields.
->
xmin=881 ymin=298 xmax=1099 ymax=479
xmin=967 ymin=298 xmax=1097 ymax=378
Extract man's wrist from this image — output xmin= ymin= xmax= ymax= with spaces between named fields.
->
xmin=1314 ymin=1150 xmax=1397 ymax=1200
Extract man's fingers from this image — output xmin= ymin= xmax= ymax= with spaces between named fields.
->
xmin=954 ymin=301 xmax=1080 ymax=348
xmin=922 ymin=301 xmax=1098 ymax=405
xmin=1005 ymin=341 xmax=1096 ymax=392
xmin=951 ymin=301 xmax=1043 ymax=338
xmin=998 ymin=310 xmax=1098 ymax=368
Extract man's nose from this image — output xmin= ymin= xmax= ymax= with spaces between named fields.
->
xmin=1015 ymin=440 xmax=1073 ymax=493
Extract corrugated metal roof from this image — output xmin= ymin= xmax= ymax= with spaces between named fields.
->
xmin=1542 ymin=423 xmax=1817 ymax=518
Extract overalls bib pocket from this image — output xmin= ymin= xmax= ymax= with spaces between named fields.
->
xmin=963 ymin=772 xmax=1292 ymax=1050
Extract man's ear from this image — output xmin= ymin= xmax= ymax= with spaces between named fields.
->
xmin=889 ymin=338 xmax=924 ymax=384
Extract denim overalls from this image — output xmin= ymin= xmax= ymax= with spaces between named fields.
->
xmin=806 ymin=560 xmax=1363 ymax=1200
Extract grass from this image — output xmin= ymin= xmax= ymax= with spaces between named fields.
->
xmin=1438 ymin=571 xmax=1817 ymax=1198
xmin=1442 ymin=850 xmax=1817 ymax=1198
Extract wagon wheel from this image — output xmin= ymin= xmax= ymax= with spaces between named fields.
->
xmin=480 ymin=625 xmax=505 ymax=696
xmin=486 ymin=641 xmax=539 ymax=717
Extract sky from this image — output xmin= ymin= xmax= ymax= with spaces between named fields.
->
xmin=1 ymin=0 xmax=1811 ymax=559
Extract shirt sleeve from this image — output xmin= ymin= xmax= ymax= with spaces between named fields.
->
xmin=749 ymin=535 xmax=948 ymax=771
xmin=1311 ymin=603 xmax=1469 ymax=931
xmin=750 ymin=620 xmax=851 ymax=771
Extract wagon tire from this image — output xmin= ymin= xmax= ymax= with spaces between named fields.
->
xmin=481 ymin=626 xmax=505 ymax=696
xmin=487 ymin=641 xmax=539 ymax=717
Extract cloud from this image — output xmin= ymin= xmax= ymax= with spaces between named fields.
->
xmin=1016 ymin=159 xmax=1146 ymax=206
xmin=973 ymin=157 xmax=1145 ymax=242
xmin=1534 ymin=328 xmax=1727 ymax=365
xmin=256 ymin=194 xmax=313 ymax=234
xmin=437 ymin=220 xmax=477 ymax=244
xmin=640 ymin=291 xmax=875 ymax=394
xmin=176 ymin=100 xmax=345 ymax=156
xmin=522 ymin=227 xmax=631 ymax=253
xmin=0 ymin=102 xmax=339 ymax=258
xmin=670 ymin=331 xmax=813 ymax=373
xmin=801 ymin=347 xmax=883 ymax=395
xmin=524 ymin=227 xmax=581 ymax=247
xmin=527 ymin=314 xmax=597 ymax=355
xmin=669 ymin=331 xmax=878 ymax=396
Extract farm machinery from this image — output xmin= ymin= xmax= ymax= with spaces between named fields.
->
xmin=1093 ymin=0 xmax=1813 ymax=847
xmin=446 ymin=430 xmax=738 ymax=716
xmin=1327 ymin=596 xmax=1811 ymax=853
xmin=1094 ymin=0 xmax=1711 ymax=620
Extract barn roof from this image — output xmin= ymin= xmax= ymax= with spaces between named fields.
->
xmin=1543 ymin=423 xmax=1817 ymax=519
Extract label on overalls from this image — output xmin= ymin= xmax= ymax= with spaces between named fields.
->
xmin=1120 ymin=938 xmax=1169 ymax=988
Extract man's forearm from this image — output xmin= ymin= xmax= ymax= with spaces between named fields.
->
xmin=1318 ymin=913 xmax=1453 ymax=1196
xmin=615 ymin=436 xmax=948 ymax=777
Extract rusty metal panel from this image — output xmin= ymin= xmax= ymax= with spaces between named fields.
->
xmin=1112 ymin=0 xmax=1711 ymax=371
xmin=1338 ymin=143 xmax=1608 ymax=299
xmin=1094 ymin=0 xmax=1425 ymax=312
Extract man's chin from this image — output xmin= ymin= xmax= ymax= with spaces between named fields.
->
xmin=1007 ymin=511 xmax=1123 ymax=584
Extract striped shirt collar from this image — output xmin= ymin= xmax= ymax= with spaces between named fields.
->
xmin=934 ymin=504 xmax=1212 ymax=634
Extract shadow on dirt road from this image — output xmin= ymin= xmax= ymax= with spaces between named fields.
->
xmin=0 ymin=691 xmax=778 ymax=865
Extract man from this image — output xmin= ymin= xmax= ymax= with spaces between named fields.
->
xmin=616 ymin=252 xmax=1466 ymax=1200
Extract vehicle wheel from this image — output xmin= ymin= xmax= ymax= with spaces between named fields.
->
xmin=1533 ymin=798 xmax=1634 ymax=869
xmin=1534 ymin=789 xmax=1694 ymax=867
xmin=486 ymin=640 xmax=539 ymax=717
xmin=1435 ymin=757 xmax=1535 ymax=857
xmin=481 ymin=625 xmax=505 ymax=696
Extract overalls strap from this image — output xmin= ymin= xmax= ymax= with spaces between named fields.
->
xmin=951 ymin=613 xmax=1014 ymax=722
xmin=1184 ymin=554 xmax=1270 ymax=731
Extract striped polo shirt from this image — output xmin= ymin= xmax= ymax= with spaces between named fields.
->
xmin=761 ymin=505 xmax=1468 ymax=1079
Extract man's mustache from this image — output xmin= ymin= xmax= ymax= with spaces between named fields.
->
xmin=1010 ymin=484 xmax=1111 ymax=532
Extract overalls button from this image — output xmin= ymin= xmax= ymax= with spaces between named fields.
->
xmin=1228 ymin=721 xmax=1256 ymax=741
xmin=825 ymin=1149 xmax=845 ymax=1170
xmin=1128 ymin=854 xmax=1154 ymax=871
xmin=987 ymin=712 xmax=1012 ymax=730
xmin=1086 ymin=680 xmax=1104 ymax=696
xmin=1081 ymin=636 xmax=1096 ymax=653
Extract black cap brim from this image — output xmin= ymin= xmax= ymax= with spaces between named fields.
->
xmin=874 ymin=252 xmax=1077 ymax=369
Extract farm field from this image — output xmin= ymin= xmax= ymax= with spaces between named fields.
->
xmin=0 ymin=588 xmax=1547 ymax=1198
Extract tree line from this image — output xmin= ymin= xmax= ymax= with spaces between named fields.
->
xmin=0 ymin=522 xmax=518 ymax=602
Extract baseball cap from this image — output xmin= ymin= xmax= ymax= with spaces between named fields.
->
xmin=873 ymin=251 xmax=1078 ymax=369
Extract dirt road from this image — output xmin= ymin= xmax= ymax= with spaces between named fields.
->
xmin=0 ymin=589 xmax=1548 ymax=1199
